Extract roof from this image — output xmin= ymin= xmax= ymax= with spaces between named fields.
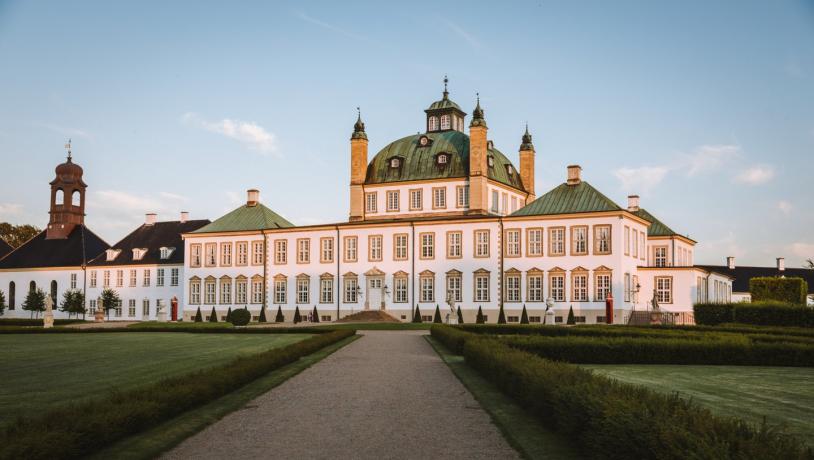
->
xmin=426 ymin=97 xmax=462 ymax=112
xmin=0 ymin=239 xmax=12 ymax=260
xmin=512 ymin=181 xmax=622 ymax=216
xmin=193 ymin=203 xmax=294 ymax=233
xmin=365 ymin=130 xmax=525 ymax=191
xmin=696 ymin=265 xmax=814 ymax=294
xmin=88 ymin=220 xmax=210 ymax=266
xmin=0 ymin=225 xmax=109 ymax=269
xmin=634 ymin=208 xmax=678 ymax=237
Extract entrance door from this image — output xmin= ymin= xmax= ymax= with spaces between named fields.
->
xmin=367 ymin=278 xmax=383 ymax=310
xmin=170 ymin=297 xmax=178 ymax=321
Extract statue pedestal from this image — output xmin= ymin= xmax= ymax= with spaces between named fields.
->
xmin=94 ymin=309 xmax=105 ymax=322
xmin=545 ymin=310 xmax=556 ymax=326
xmin=156 ymin=311 xmax=168 ymax=322
xmin=445 ymin=313 xmax=458 ymax=325
xmin=650 ymin=311 xmax=663 ymax=325
xmin=43 ymin=312 xmax=54 ymax=329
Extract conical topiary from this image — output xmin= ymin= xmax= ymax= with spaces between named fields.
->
xmin=520 ymin=304 xmax=529 ymax=324
xmin=433 ymin=305 xmax=442 ymax=324
xmin=312 ymin=306 xmax=320 ymax=323
xmin=567 ymin=305 xmax=576 ymax=325
xmin=275 ymin=305 xmax=284 ymax=322
xmin=294 ymin=306 xmax=302 ymax=324
xmin=476 ymin=305 xmax=485 ymax=324
xmin=412 ymin=305 xmax=422 ymax=323
xmin=457 ymin=305 xmax=464 ymax=324
xmin=209 ymin=307 xmax=218 ymax=322
xmin=259 ymin=304 xmax=267 ymax=323
xmin=498 ymin=304 xmax=506 ymax=324
xmin=194 ymin=306 xmax=203 ymax=322
xmin=226 ymin=307 xmax=233 ymax=323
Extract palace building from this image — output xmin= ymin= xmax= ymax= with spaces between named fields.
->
xmin=0 ymin=83 xmax=736 ymax=323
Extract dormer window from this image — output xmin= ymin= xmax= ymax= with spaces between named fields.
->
xmin=506 ymin=164 xmax=514 ymax=175
xmin=487 ymin=156 xmax=495 ymax=168
xmin=390 ymin=158 xmax=401 ymax=168
xmin=160 ymin=247 xmax=175 ymax=260
xmin=132 ymin=248 xmax=147 ymax=261
xmin=437 ymin=153 xmax=448 ymax=165
xmin=440 ymin=114 xmax=451 ymax=130
xmin=418 ymin=135 xmax=431 ymax=147
xmin=105 ymin=249 xmax=121 ymax=261
xmin=487 ymin=140 xmax=494 ymax=150
xmin=428 ymin=116 xmax=439 ymax=131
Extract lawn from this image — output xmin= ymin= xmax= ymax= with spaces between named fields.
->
xmin=0 ymin=332 xmax=312 ymax=425
xmin=585 ymin=364 xmax=814 ymax=447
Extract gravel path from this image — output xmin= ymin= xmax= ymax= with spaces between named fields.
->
xmin=163 ymin=330 xmax=519 ymax=459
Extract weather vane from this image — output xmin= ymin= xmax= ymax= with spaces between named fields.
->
xmin=64 ymin=138 xmax=72 ymax=160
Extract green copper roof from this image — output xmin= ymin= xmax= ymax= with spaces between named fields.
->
xmin=633 ymin=208 xmax=677 ymax=237
xmin=512 ymin=181 xmax=622 ymax=216
xmin=426 ymin=97 xmax=462 ymax=112
xmin=193 ymin=203 xmax=294 ymax=233
xmin=365 ymin=130 xmax=525 ymax=190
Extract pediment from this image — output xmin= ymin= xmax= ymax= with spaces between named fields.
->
xmin=365 ymin=266 xmax=386 ymax=277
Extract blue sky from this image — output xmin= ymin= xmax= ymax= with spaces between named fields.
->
xmin=0 ymin=0 xmax=812 ymax=267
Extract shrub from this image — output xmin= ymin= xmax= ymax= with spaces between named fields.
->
xmin=566 ymin=306 xmax=575 ymax=325
xmin=694 ymin=303 xmax=734 ymax=325
xmin=275 ymin=306 xmax=284 ymax=323
xmin=22 ymin=288 xmax=46 ymax=318
xmin=430 ymin=325 xmax=473 ymax=354
xmin=476 ymin=305 xmax=485 ymax=324
xmin=696 ymin=302 xmax=814 ymax=328
xmin=0 ymin=318 xmax=84 ymax=327
xmin=259 ymin=305 xmax=267 ymax=323
xmin=209 ymin=307 xmax=218 ymax=322
xmin=226 ymin=307 xmax=232 ymax=323
xmin=433 ymin=305 xmax=442 ymax=324
xmin=312 ymin=306 xmax=319 ymax=323
xmin=457 ymin=305 xmax=464 ymax=324
xmin=229 ymin=308 xmax=250 ymax=326
xmin=497 ymin=304 xmax=506 ymax=324
xmin=194 ymin=307 xmax=203 ymax=322
xmin=0 ymin=289 xmax=5 ymax=315
xmin=412 ymin=305 xmax=422 ymax=323
xmin=750 ymin=277 xmax=808 ymax=305
xmin=294 ymin=306 xmax=302 ymax=324
xmin=520 ymin=305 xmax=529 ymax=324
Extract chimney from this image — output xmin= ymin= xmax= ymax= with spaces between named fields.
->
xmin=777 ymin=257 xmax=785 ymax=271
xmin=727 ymin=256 xmax=735 ymax=270
xmin=180 ymin=211 xmax=189 ymax=223
xmin=145 ymin=213 xmax=157 ymax=226
xmin=566 ymin=165 xmax=582 ymax=185
xmin=247 ymin=189 xmax=260 ymax=207
xmin=627 ymin=195 xmax=640 ymax=212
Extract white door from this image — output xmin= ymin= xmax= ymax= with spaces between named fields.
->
xmin=368 ymin=278 xmax=382 ymax=310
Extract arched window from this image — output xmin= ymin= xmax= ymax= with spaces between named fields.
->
xmin=440 ymin=115 xmax=451 ymax=130
xmin=71 ymin=190 xmax=81 ymax=206
xmin=29 ymin=281 xmax=36 ymax=292
xmin=50 ymin=280 xmax=57 ymax=302
xmin=8 ymin=281 xmax=15 ymax=309
xmin=55 ymin=189 xmax=64 ymax=205
xmin=428 ymin=116 xmax=439 ymax=131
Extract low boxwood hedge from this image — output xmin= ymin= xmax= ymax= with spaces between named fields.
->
xmin=462 ymin=337 xmax=812 ymax=460
xmin=230 ymin=308 xmax=251 ymax=326
xmin=0 ymin=329 xmax=356 ymax=460
xmin=695 ymin=302 xmax=814 ymax=328
xmin=0 ymin=318 xmax=85 ymax=326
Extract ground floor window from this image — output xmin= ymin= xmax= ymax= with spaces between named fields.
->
xmin=142 ymin=299 xmax=150 ymax=317
xmin=114 ymin=300 xmax=122 ymax=317
xmin=550 ymin=274 xmax=564 ymax=302
xmin=204 ymin=280 xmax=216 ymax=304
xmin=344 ymin=277 xmax=358 ymax=303
xmin=297 ymin=278 xmax=310 ymax=304
xmin=595 ymin=273 xmax=611 ymax=301
xmin=505 ymin=275 xmax=520 ymax=302
xmin=273 ymin=279 xmax=285 ymax=304
xmin=572 ymin=274 xmax=588 ymax=302
xmin=320 ymin=278 xmax=333 ymax=304
xmin=420 ymin=276 xmax=434 ymax=303
xmin=446 ymin=275 xmax=461 ymax=303
xmin=394 ymin=277 xmax=408 ymax=303
xmin=474 ymin=274 xmax=489 ymax=302
xmin=251 ymin=278 xmax=264 ymax=304
xmin=128 ymin=299 xmax=136 ymax=317
xmin=656 ymin=277 xmax=673 ymax=304
xmin=527 ymin=274 xmax=542 ymax=302
xmin=236 ymin=279 xmax=248 ymax=304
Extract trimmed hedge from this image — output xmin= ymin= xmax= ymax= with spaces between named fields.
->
xmin=0 ymin=318 xmax=84 ymax=327
xmin=0 ymin=325 xmax=339 ymax=334
xmin=461 ymin=337 xmax=812 ymax=460
xmin=0 ymin=329 xmax=355 ymax=460
xmin=750 ymin=276 xmax=808 ymax=305
xmin=430 ymin=325 xmax=472 ymax=354
xmin=693 ymin=303 xmax=734 ymax=325
xmin=229 ymin=308 xmax=250 ymax=326
xmin=695 ymin=302 xmax=814 ymax=327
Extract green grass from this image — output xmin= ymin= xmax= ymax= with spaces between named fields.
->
xmin=0 ymin=332 xmax=312 ymax=425
xmin=585 ymin=364 xmax=814 ymax=447
xmin=125 ymin=321 xmax=234 ymax=329
xmin=426 ymin=336 xmax=583 ymax=460
xmin=90 ymin=334 xmax=359 ymax=460
xmin=313 ymin=322 xmax=433 ymax=330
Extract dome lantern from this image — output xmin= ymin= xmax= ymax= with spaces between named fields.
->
xmin=424 ymin=76 xmax=467 ymax=133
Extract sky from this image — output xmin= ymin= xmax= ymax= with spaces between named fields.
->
xmin=0 ymin=0 xmax=812 ymax=267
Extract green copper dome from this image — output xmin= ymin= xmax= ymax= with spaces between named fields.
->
xmin=426 ymin=97 xmax=462 ymax=112
xmin=365 ymin=130 xmax=525 ymax=191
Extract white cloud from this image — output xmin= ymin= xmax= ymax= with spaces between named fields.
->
xmin=733 ymin=165 xmax=775 ymax=185
xmin=0 ymin=203 xmax=23 ymax=217
xmin=790 ymin=243 xmax=814 ymax=259
xmin=612 ymin=166 xmax=669 ymax=193
xmin=777 ymin=200 xmax=793 ymax=215
xmin=444 ymin=20 xmax=481 ymax=50
xmin=182 ymin=113 xmax=278 ymax=156
xmin=682 ymin=144 xmax=740 ymax=177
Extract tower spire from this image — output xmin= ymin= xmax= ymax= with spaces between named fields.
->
xmin=443 ymin=75 xmax=449 ymax=100
xmin=352 ymin=107 xmax=367 ymax=140
xmin=470 ymin=92 xmax=486 ymax=127
xmin=64 ymin=138 xmax=72 ymax=162
xmin=521 ymin=123 xmax=534 ymax=150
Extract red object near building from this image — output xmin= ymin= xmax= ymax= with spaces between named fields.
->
xmin=171 ymin=297 xmax=178 ymax=321
xmin=605 ymin=292 xmax=614 ymax=324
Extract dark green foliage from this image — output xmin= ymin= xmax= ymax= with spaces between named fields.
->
xmin=457 ymin=305 xmax=463 ymax=324
xmin=750 ymin=277 xmax=808 ymax=305
xmin=259 ymin=305 xmax=267 ymax=323
xmin=22 ymin=288 xmax=46 ymax=318
xmin=293 ymin=306 xmax=301 ymax=324
xmin=695 ymin=302 xmax=814 ymax=328
xmin=0 ymin=323 xmax=339 ymax=334
xmin=412 ymin=305 xmax=422 ymax=323
xmin=209 ymin=307 xmax=218 ymax=322
xmin=100 ymin=289 xmax=120 ymax=318
xmin=433 ymin=305 xmax=442 ymax=324
xmin=430 ymin=325 xmax=473 ymax=355
xmin=0 ymin=290 xmax=5 ymax=316
xmin=520 ymin=305 xmax=529 ymax=324
xmin=312 ymin=306 xmax=319 ymax=323
xmin=694 ymin=303 xmax=734 ymax=325
xmin=497 ymin=304 xmax=506 ymax=324
xmin=229 ymin=308 xmax=250 ymax=326
xmin=0 ymin=318 xmax=84 ymax=327
xmin=59 ymin=290 xmax=85 ymax=317
xmin=476 ymin=305 xmax=485 ymax=324
xmin=566 ymin=306 xmax=575 ymax=325
xmin=461 ymin=337 xmax=812 ymax=460
xmin=275 ymin=306 xmax=284 ymax=323
xmin=226 ymin=307 xmax=232 ymax=323
xmin=0 ymin=329 xmax=356 ymax=460
xmin=193 ymin=307 xmax=203 ymax=323
xmin=0 ymin=222 xmax=40 ymax=248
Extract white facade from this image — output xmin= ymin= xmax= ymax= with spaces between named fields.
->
xmin=0 ymin=268 xmax=83 ymax=319
xmin=84 ymin=264 xmax=184 ymax=321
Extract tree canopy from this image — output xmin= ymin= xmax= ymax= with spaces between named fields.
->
xmin=0 ymin=223 xmax=41 ymax=248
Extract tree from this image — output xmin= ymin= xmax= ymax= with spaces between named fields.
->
xmin=293 ymin=306 xmax=302 ymax=324
xmin=209 ymin=307 xmax=218 ymax=322
xmin=22 ymin=288 xmax=46 ymax=319
xmin=259 ymin=305 xmax=267 ymax=323
xmin=412 ymin=305 xmax=422 ymax=323
xmin=194 ymin=306 xmax=203 ymax=322
xmin=101 ymin=288 xmax=121 ymax=320
xmin=807 ymin=259 xmax=814 ymax=270
xmin=476 ymin=305 xmax=485 ymax=324
xmin=226 ymin=307 xmax=233 ymax=323
xmin=497 ymin=304 xmax=507 ymax=324
xmin=275 ymin=305 xmax=284 ymax=322
xmin=312 ymin=306 xmax=320 ymax=323
xmin=433 ymin=305 xmax=442 ymax=324
xmin=520 ymin=304 xmax=529 ymax=324
xmin=0 ymin=289 xmax=6 ymax=316
xmin=0 ymin=223 xmax=41 ymax=248
xmin=567 ymin=305 xmax=576 ymax=325
xmin=457 ymin=305 xmax=464 ymax=324
xmin=59 ymin=289 xmax=85 ymax=318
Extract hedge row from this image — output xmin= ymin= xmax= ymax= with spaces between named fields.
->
xmin=695 ymin=302 xmax=814 ymax=327
xmin=0 ymin=329 xmax=355 ymax=460
xmin=0 ymin=318 xmax=84 ymax=326
xmin=0 ymin=325 xmax=337 ymax=335
xmin=644 ymin=323 xmax=814 ymax=338
xmin=750 ymin=276 xmax=808 ymax=305
xmin=502 ymin=335 xmax=814 ymax=367
xmin=461 ymin=336 xmax=812 ymax=460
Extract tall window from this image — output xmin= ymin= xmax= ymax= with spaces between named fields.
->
xmin=549 ymin=227 xmax=565 ymax=256
xmin=474 ymin=273 xmax=490 ymax=302
xmin=446 ymin=273 xmax=462 ymax=302
xmin=624 ymin=273 xmax=631 ymax=302
xmin=220 ymin=278 xmax=232 ymax=304
xmin=8 ymin=281 xmax=14 ymax=310
xmin=428 ymin=116 xmax=439 ymax=131
xmin=50 ymin=280 xmax=57 ymax=302
xmin=505 ymin=273 xmax=520 ymax=302
xmin=527 ymin=228 xmax=543 ymax=256
xmin=386 ymin=190 xmax=399 ymax=211
xmin=432 ymin=187 xmax=446 ymax=209
xmin=344 ymin=236 xmax=357 ymax=262
xmin=190 ymin=279 xmax=201 ymax=304
xmin=116 ymin=270 xmax=123 ymax=287
xmin=420 ymin=233 xmax=434 ymax=259
xmin=505 ymin=229 xmax=520 ymax=257
xmin=236 ymin=242 xmax=248 ymax=265
xmin=365 ymin=192 xmax=377 ymax=213
xmin=143 ymin=269 xmax=151 ymax=287
xmin=527 ymin=273 xmax=543 ymax=302
xmin=369 ymin=235 xmax=382 ymax=261
xmin=571 ymin=226 xmax=588 ymax=255
xmin=237 ymin=278 xmax=248 ymax=304
xmin=70 ymin=273 xmax=77 ymax=290
xmin=320 ymin=278 xmax=333 ymax=304
xmin=251 ymin=277 xmax=264 ymax=304
xmin=204 ymin=278 xmax=216 ymax=304
xmin=170 ymin=268 xmax=179 ymax=286
xmin=275 ymin=240 xmax=287 ymax=264
xmin=104 ymin=270 xmax=110 ymax=288
xmin=594 ymin=225 xmax=611 ymax=254
xmin=491 ymin=190 xmax=499 ymax=213
xmin=90 ymin=271 xmax=97 ymax=288
xmin=595 ymin=273 xmax=611 ymax=301
xmin=447 ymin=231 xmax=462 ymax=258
xmin=420 ymin=275 xmax=434 ymax=303
xmin=157 ymin=268 xmax=165 ymax=287
xmin=221 ymin=243 xmax=232 ymax=266
xmin=409 ymin=189 xmax=422 ymax=210
xmin=344 ymin=277 xmax=358 ymax=303
xmin=656 ymin=277 xmax=672 ymax=304
xmin=128 ymin=299 xmax=136 ymax=317
xmin=640 ymin=233 xmax=645 ymax=260
xmin=624 ymin=226 xmax=630 ymax=256
xmin=394 ymin=277 xmax=408 ymax=303
xmin=502 ymin=193 xmax=508 ymax=215
xmin=297 ymin=277 xmax=309 ymax=304
xmin=632 ymin=229 xmax=639 ymax=258
xmin=252 ymin=241 xmax=264 ymax=265
xmin=320 ymin=238 xmax=334 ymax=263
xmin=456 ymin=185 xmax=469 ymax=208
xmin=550 ymin=274 xmax=565 ymax=302
xmin=129 ymin=269 xmax=137 ymax=287
xmin=273 ymin=278 xmax=285 ymax=304
xmin=572 ymin=273 xmax=588 ymax=301
xmin=475 ymin=230 xmax=490 ymax=257
xmin=394 ymin=234 xmax=408 ymax=261
xmin=142 ymin=299 xmax=150 ymax=317
xmin=655 ymin=247 xmax=668 ymax=267
xmin=440 ymin=114 xmax=451 ymax=130
xmin=205 ymin=243 xmax=217 ymax=266
xmin=190 ymin=244 xmax=202 ymax=267
xmin=297 ymin=239 xmax=310 ymax=264
xmin=114 ymin=300 xmax=122 ymax=317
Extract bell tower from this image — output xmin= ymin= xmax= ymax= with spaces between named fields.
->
xmin=519 ymin=124 xmax=536 ymax=203
xmin=468 ymin=95 xmax=489 ymax=215
xmin=46 ymin=140 xmax=87 ymax=239
xmin=349 ymin=109 xmax=368 ymax=222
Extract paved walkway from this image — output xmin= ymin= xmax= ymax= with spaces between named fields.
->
xmin=163 ymin=331 xmax=519 ymax=459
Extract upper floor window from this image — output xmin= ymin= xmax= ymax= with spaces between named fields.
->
xmin=387 ymin=190 xmax=399 ymax=211
xmin=160 ymin=247 xmax=175 ymax=260
xmin=571 ymin=226 xmax=588 ymax=255
xmin=320 ymin=238 xmax=334 ymax=263
xmin=549 ymin=227 xmax=565 ymax=256
xmin=252 ymin=241 xmax=264 ymax=265
xmin=390 ymin=158 xmax=400 ymax=168
xmin=491 ymin=190 xmax=499 ymax=213
xmin=274 ymin=240 xmax=287 ymax=264
xmin=505 ymin=229 xmax=520 ymax=257
xmin=205 ymin=243 xmax=217 ymax=266
xmin=475 ymin=230 xmax=490 ymax=258
xmin=297 ymin=238 xmax=310 ymax=264
xmin=655 ymin=246 xmax=668 ymax=267
xmin=369 ymin=235 xmax=383 ymax=261
xmin=527 ymin=228 xmax=543 ymax=256
xmin=365 ymin=192 xmax=377 ymax=213
xmin=437 ymin=153 xmax=448 ymax=165
xmin=420 ymin=233 xmax=435 ymax=260
xmin=594 ymin=225 xmax=612 ymax=255
xmin=394 ymin=234 xmax=408 ymax=261
xmin=410 ymin=189 xmax=422 ymax=210
xmin=428 ymin=116 xmax=439 ymax=131
xmin=344 ymin=236 xmax=358 ymax=262
xmin=440 ymin=114 xmax=451 ymax=130
xmin=132 ymin=248 xmax=147 ymax=261
xmin=432 ymin=187 xmax=446 ymax=209
xmin=190 ymin=244 xmax=202 ymax=267
xmin=456 ymin=185 xmax=469 ymax=208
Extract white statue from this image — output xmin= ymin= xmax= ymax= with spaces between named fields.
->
xmin=43 ymin=295 xmax=54 ymax=329
xmin=445 ymin=292 xmax=458 ymax=325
